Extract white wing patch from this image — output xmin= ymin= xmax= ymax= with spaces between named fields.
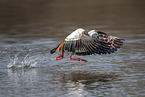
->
xmin=65 ymin=28 xmax=85 ymax=41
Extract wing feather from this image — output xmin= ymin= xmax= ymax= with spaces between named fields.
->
xmin=62 ymin=31 xmax=124 ymax=55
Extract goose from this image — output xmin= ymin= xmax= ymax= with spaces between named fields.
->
xmin=50 ymin=28 xmax=124 ymax=62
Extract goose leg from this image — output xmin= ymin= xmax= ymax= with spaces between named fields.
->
xmin=69 ymin=56 xmax=87 ymax=62
xmin=55 ymin=51 xmax=64 ymax=60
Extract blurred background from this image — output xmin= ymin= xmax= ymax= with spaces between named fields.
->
xmin=0 ymin=0 xmax=145 ymax=37
xmin=0 ymin=0 xmax=145 ymax=97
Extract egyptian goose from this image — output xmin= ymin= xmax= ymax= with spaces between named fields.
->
xmin=50 ymin=28 xmax=124 ymax=62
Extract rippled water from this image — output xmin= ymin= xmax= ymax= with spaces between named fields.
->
xmin=0 ymin=0 xmax=145 ymax=97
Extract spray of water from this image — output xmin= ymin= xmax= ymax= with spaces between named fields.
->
xmin=7 ymin=53 xmax=39 ymax=68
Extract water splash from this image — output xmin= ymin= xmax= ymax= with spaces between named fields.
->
xmin=7 ymin=53 xmax=39 ymax=68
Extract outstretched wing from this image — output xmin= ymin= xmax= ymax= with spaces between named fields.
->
xmin=63 ymin=31 xmax=124 ymax=55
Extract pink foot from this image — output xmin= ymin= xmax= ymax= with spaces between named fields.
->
xmin=79 ymin=58 xmax=87 ymax=62
xmin=69 ymin=57 xmax=87 ymax=62
xmin=55 ymin=51 xmax=64 ymax=60
xmin=55 ymin=56 xmax=63 ymax=60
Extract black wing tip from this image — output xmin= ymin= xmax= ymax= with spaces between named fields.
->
xmin=117 ymin=38 xmax=125 ymax=41
xmin=97 ymin=31 xmax=107 ymax=35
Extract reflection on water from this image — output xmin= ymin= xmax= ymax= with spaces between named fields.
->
xmin=8 ymin=68 xmax=38 ymax=85
xmin=0 ymin=0 xmax=145 ymax=97
xmin=56 ymin=71 xmax=118 ymax=96
xmin=7 ymin=69 xmax=119 ymax=97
